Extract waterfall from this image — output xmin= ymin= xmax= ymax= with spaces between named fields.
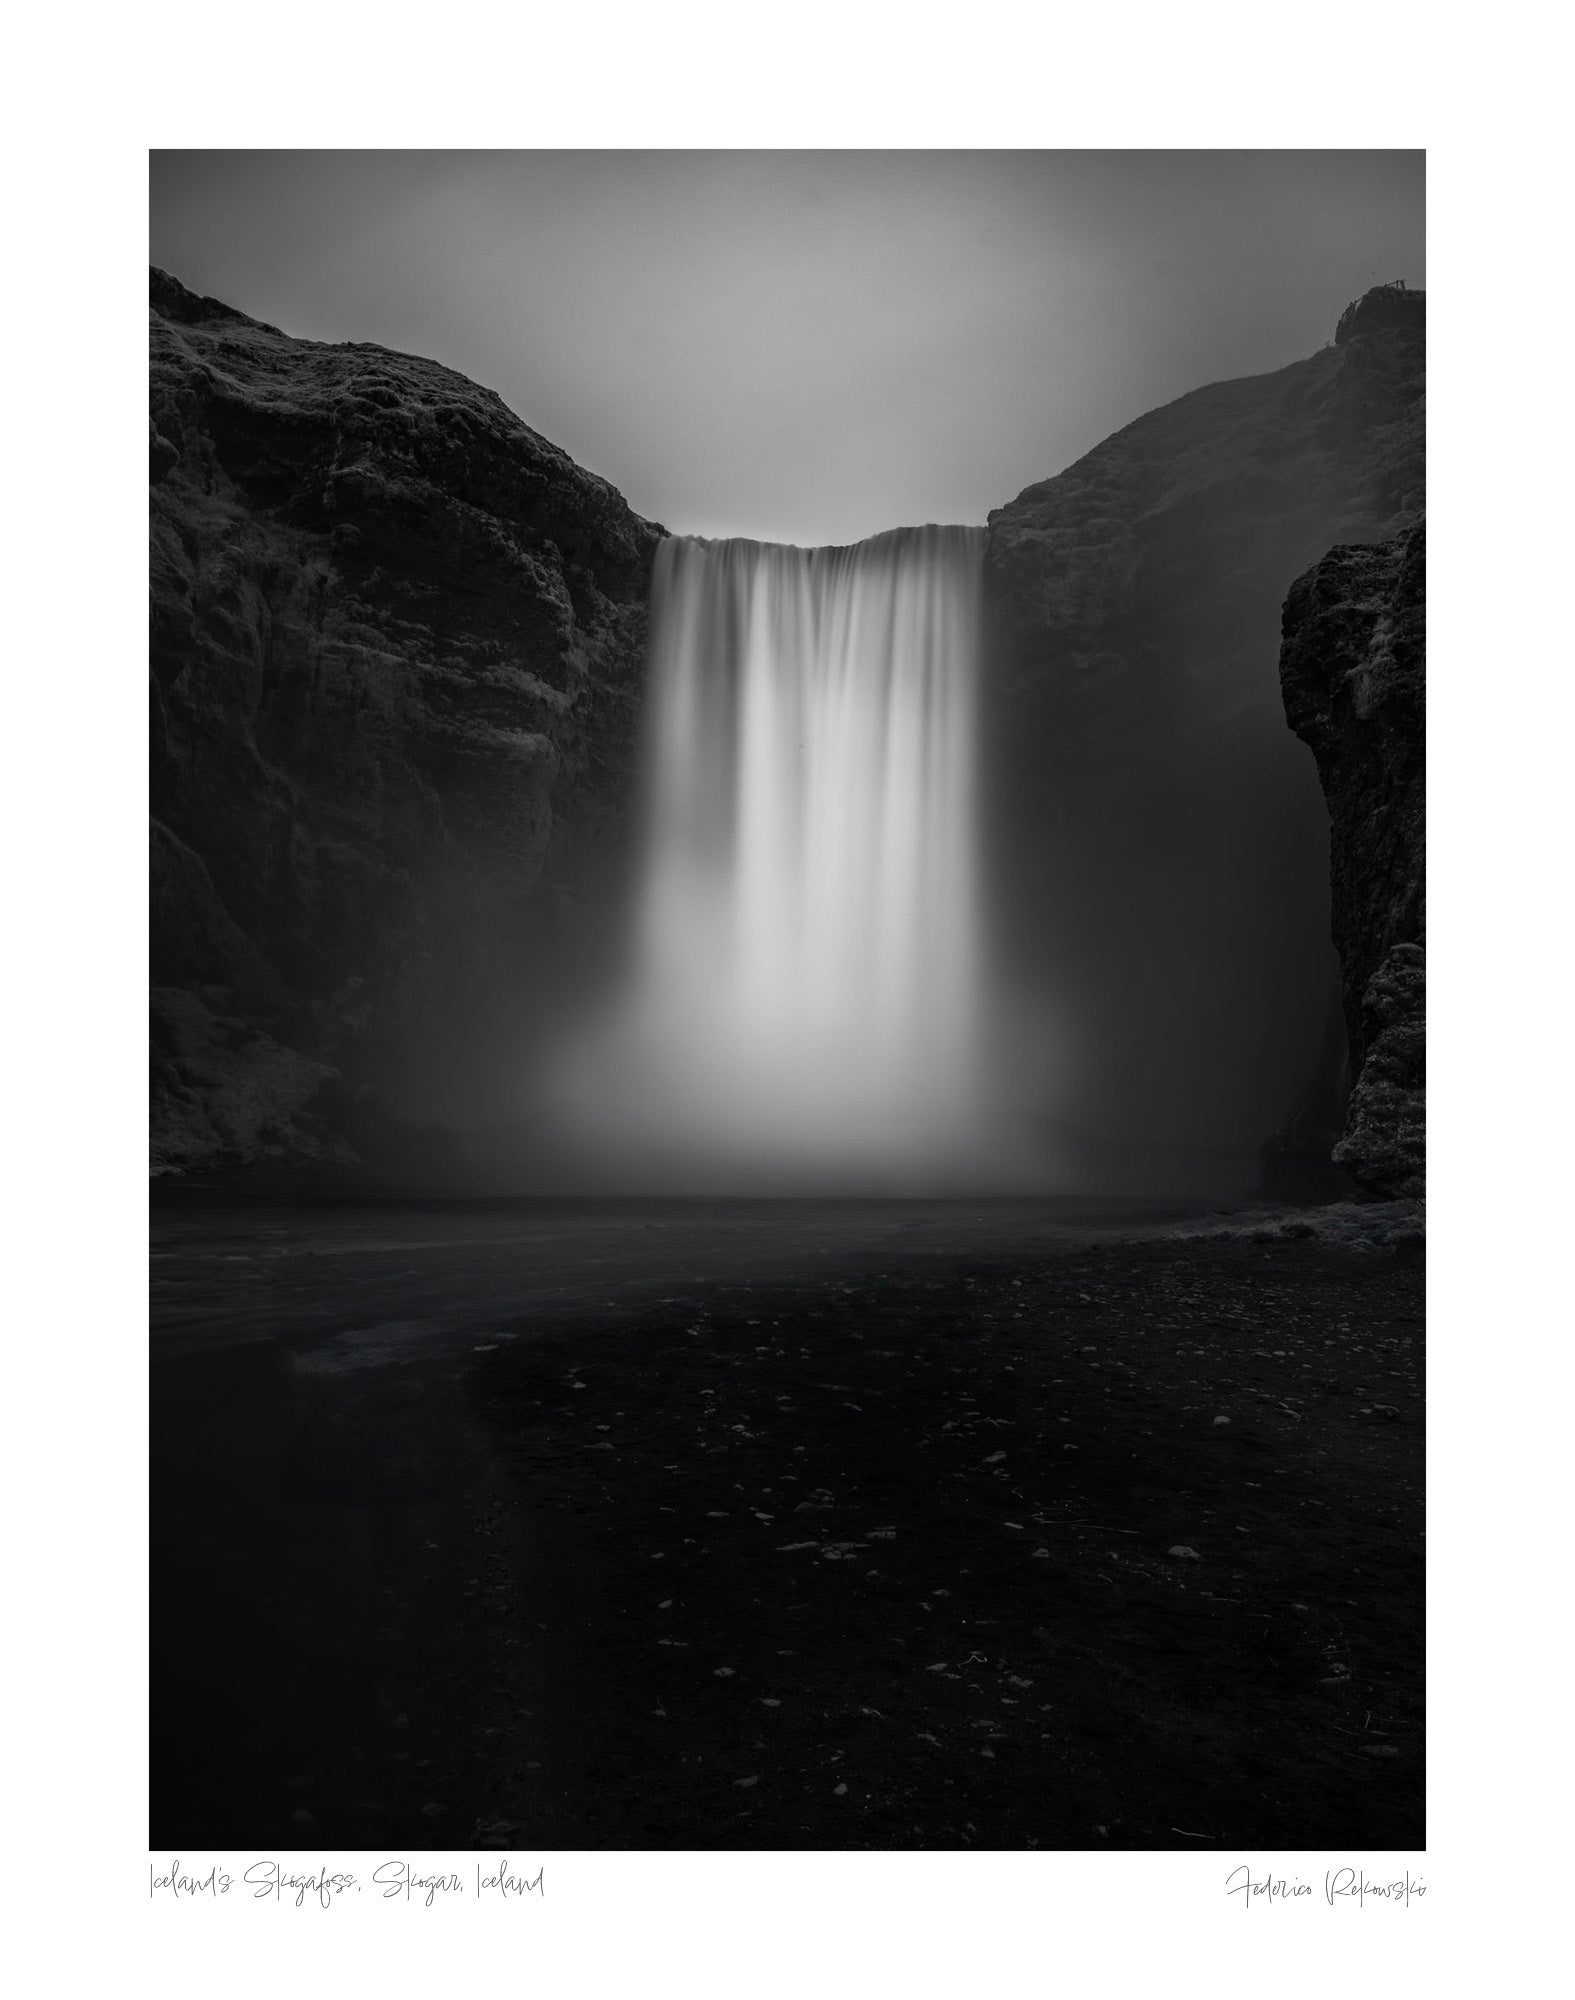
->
xmin=556 ymin=524 xmax=994 ymax=1189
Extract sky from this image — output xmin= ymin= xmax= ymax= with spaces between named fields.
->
xmin=149 ymin=150 xmax=1424 ymax=547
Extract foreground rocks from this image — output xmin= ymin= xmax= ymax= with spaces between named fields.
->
xmin=150 ymin=268 xmax=662 ymax=1172
xmin=1278 ymin=523 xmax=1425 ymax=1197
xmin=152 ymin=1205 xmax=1424 ymax=1850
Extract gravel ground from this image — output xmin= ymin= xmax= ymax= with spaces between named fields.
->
xmin=151 ymin=1209 xmax=1423 ymax=1852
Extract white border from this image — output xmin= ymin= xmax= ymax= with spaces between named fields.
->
xmin=9 ymin=4 xmax=1570 ymax=1993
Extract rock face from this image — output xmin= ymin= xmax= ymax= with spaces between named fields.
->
xmin=987 ymin=284 xmax=1424 ymax=702
xmin=1277 ymin=523 xmax=1425 ymax=1198
xmin=981 ymin=285 xmax=1424 ymax=1155
xmin=150 ymin=269 xmax=663 ymax=1173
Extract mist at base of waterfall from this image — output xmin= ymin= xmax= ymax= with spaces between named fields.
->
xmin=547 ymin=526 xmax=1048 ymax=1194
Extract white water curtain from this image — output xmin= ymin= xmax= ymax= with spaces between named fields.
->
xmin=559 ymin=526 xmax=988 ymax=1187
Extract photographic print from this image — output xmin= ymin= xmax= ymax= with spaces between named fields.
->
xmin=148 ymin=148 xmax=1425 ymax=1857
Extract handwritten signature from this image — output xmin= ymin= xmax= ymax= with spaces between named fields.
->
xmin=1226 ymin=1865 xmax=1426 ymax=1907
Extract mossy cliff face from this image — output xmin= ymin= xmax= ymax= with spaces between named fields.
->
xmin=980 ymin=286 xmax=1423 ymax=1155
xmin=149 ymin=269 xmax=663 ymax=1172
xmin=1278 ymin=523 xmax=1425 ymax=1198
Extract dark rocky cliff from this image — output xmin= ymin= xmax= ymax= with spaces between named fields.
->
xmin=981 ymin=284 xmax=1424 ymax=1157
xmin=1277 ymin=522 xmax=1425 ymax=1198
xmin=150 ymin=269 xmax=663 ymax=1173
xmin=986 ymin=284 xmax=1423 ymax=715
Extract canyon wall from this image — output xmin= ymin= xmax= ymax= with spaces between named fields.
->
xmin=149 ymin=269 xmax=662 ymax=1172
xmin=1277 ymin=522 xmax=1425 ymax=1197
xmin=980 ymin=284 xmax=1424 ymax=1161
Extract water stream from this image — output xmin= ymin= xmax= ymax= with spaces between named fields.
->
xmin=558 ymin=525 xmax=997 ymax=1188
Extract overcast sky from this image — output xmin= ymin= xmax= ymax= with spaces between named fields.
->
xmin=150 ymin=151 xmax=1423 ymax=546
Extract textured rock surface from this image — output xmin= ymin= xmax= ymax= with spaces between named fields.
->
xmin=150 ymin=269 xmax=663 ymax=1172
xmin=986 ymin=285 xmax=1424 ymax=709
xmin=1278 ymin=523 xmax=1425 ymax=1197
xmin=981 ymin=286 xmax=1423 ymax=1152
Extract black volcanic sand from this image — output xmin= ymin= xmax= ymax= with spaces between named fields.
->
xmin=150 ymin=1200 xmax=1423 ymax=1852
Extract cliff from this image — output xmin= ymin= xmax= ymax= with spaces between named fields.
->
xmin=1277 ymin=523 xmax=1425 ymax=1198
xmin=985 ymin=283 xmax=1423 ymax=718
xmin=149 ymin=269 xmax=663 ymax=1173
xmin=981 ymin=284 xmax=1424 ymax=1156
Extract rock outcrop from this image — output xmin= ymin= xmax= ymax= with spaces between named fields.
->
xmin=981 ymin=285 xmax=1424 ymax=1155
xmin=150 ymin=269 xmax=663 ymax=1173
xmin=1277 ymin=522 xmax=1425 ymax=1198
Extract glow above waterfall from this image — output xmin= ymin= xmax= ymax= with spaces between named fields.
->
xmin=558 ymin=525 xmax=993 ymax=1187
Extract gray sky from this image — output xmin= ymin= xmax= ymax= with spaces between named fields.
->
xmin=150 ymin=151 xmax=1424 ymax=546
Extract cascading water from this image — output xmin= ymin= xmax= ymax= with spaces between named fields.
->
xmin=555 ymin=524 xmax=1000 ymax=1189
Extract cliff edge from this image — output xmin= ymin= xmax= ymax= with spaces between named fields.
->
xmin=1278 ymin=520 xmax=1425 ymax=1198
